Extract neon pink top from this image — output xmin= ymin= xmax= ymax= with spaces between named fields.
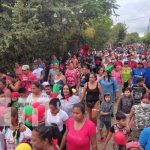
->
xmin=66 ymin=118 xmax=96 ymax=150
xmin=112 ymin=70 xmax=122 ymax=85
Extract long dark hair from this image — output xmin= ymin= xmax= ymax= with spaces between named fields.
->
xmin=104 ymin=70 xmax=112 ymax=82
xmin=49 ymin=98 xmax=61 ymax=109
xmin=61 ymin=84 xmax=73 ymax=99
xmin=33 ymin=123 xmax=60 ymax=144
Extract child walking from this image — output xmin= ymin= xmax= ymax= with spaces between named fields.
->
xmin=103 ymin=111 xmax=131 ymax=150
xmin=118 ymin=87 xmax=134 ymax=115
xmin=98 ymin=94 xmax=113 ymax=143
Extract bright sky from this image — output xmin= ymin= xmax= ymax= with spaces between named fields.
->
xmin=112 ymin=0 xmax=150 ymax=36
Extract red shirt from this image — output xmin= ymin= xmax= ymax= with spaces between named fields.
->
xmin=66 ymin=118 xmax=96 ymax=150
xmin=95 ymin=60 xmax=100 ymax=66
xmin=114 ymin=60 xmax=123 ymax=67
xmin=128 ymin=61 xmax=137 ymax=69
xmin=21 ymin=72 xmax=37 ymax=92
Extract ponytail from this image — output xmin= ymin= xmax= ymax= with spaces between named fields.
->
xmin=33 ymin=123 xmax=60 ymax=144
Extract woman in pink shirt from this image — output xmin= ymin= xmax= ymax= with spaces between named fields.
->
xmin=111 ymin=65 xmax=122 ymax=88
xmin=60 ymin=102 xmax=97 ymax=150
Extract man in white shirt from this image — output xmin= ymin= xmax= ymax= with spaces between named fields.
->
xmin=32 ymin=62 xmax=44 ymax=82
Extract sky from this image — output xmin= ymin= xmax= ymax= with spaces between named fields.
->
xmin=112 ymin=0 xmax=150 ymax=36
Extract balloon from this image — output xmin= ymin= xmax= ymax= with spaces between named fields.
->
xmin=0 ymin=106 xmax=6 ymax=118
xmin=113 ymin=131 xmax=127 ymax=145
xmin=22 ymin=113 xmax=27 ymax=119
xmin=35 ymin=105 xmax=45 ymax=121
xmin=53 ymin=83 xmax=61 ymax=94
xmin=50 ymin=93 xmax=58 ymax=99
xmin=23 ymin=105 xmax=34 ymax=116
xmin=31 ymin=102 xmax=40 ymax=108
xmin=106 ymin=65 xmax=113 ymax=72
xmin=15 ymin=143 xmax=32 ymax=150
xmin=28 ymin=114 xmax=38 ymax=124
xmin=25 ymin=119 xmax=32 ymax=127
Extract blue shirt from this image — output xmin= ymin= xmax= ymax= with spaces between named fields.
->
xmin=99 ymin=77 xmax=119 ymax=102
xmin=132 ymin=68 xmax=145 ymax=84
xmin=139 ymin=127 xmax=150 ymax=150
xmin=144 ymin=67 xmax=150 ymax=86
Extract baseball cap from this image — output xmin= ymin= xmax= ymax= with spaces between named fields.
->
xmin=22 ymin=65 xmax=30 ymax=70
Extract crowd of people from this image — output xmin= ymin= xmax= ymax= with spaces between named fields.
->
xmin=0 ymin=45 xmax=150 ymax=150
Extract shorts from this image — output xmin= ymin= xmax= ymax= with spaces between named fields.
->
xmin=86 ymin=100 xmax=99 ymax=109
xmin=99 ymin=117 xmax=111 ymax=129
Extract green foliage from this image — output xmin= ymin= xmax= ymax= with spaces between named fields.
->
xmin=124 ymin=32 xmax=141 ymax=44
xmin=82 ymin=17 xmax=113 ymax=50
xmin=143 ymin=32 xmax=150 ymax=45
xmin=0 ymin=0 xmax=118 ymax=65
xmin=109 ymin=23 xmax=127 ymax=47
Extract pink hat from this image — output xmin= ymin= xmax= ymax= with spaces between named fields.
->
xmin=11 ymin=92 xmax=19 ymax=98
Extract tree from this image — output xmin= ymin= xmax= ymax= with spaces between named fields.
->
xmin=143 ymin=32 xmax=150 ymax=48
xmin=82 ymin=16 xmax=113 ymax=50
xmin=109 ymin=23 xmax=127 ymax=47
xmin=0 ymin=0 xmax=50 ymax=65
xmin=0 ymin=0 xmax=118 ymax=65
xmin=124 ymin=32 xmax=141 ymax=44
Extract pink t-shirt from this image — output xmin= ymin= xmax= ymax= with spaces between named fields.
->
xmin=111 ymin=70 xmax=122 ymax=85
xmin=66 ymin=118 xmax=96 ymax=150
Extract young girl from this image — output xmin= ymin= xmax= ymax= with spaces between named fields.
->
xmin=111 ymin=65 xmax=122 ymax=90
xmin=3 ymin=107 xmax=31 ymax=149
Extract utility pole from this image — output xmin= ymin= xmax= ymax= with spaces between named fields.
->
xmin=147 ymin=18 xmax=150 ymax=32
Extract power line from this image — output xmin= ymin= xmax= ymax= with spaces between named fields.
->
xmin=147 ymin=18 xmax=150 ymax=32
xmin=125 ymin=15 xmax=150 ymax=22
xmin=115 ymin=15 xmax=150 ymax=23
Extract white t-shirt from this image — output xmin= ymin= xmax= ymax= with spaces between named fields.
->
xmin=60 ymin=95 xmax=80 ymax=117
xmin=26 ymin=92 xmax=50 ymax=104
xmin=3 ymin=127 xmax=31 ymax=149
xmin=32 ymin=68 xmax=43 ymax=79
xmin=46 ymin=109 xmax=69 ymax=131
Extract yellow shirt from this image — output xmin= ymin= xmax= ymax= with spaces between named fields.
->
xmin=121 ymin=67 xmax=132 ymax=82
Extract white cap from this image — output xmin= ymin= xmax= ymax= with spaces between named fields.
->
xmin=42 ymin=82 xmax=50 ymax=87
xmin=22 ymin=65 xmax=30 ymax=70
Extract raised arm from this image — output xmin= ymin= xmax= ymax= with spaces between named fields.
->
xmin=80 ymin=83 xmax=87 ymax=102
